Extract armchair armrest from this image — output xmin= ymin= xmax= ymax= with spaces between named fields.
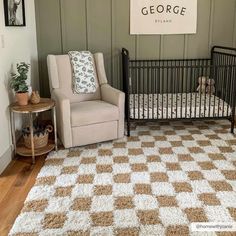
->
xmin=101 ymin=84 xmax=125 ymax=107
xmin=51 ymin=89 xmax=72 ymax=148
xmin=101 ymin=84 xmax=125 ymax=138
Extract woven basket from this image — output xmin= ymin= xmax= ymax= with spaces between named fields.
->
xmin=23 ymin=125 xmax=53 ymax=149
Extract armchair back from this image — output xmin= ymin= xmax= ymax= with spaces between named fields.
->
xmin=47 ymin=53 xmax=108 ymax=103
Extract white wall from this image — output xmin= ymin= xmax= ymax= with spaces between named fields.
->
xmin=0 ymin=0 xmax=39 ymax=174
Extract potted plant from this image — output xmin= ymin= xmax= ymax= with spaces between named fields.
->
xmin=10 ymin=62 xmax=30 ymax=106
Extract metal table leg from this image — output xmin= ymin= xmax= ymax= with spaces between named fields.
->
xmin=53 ymin=107 xmax=58 ymax=151
xmin=10 ymin=110 xmax=16 ymax=156
xmin=29 ymin=112 xmax=35 ymax=164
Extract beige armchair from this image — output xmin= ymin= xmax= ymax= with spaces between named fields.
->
xmin=47 ymin=53 xmax=125 ymax=148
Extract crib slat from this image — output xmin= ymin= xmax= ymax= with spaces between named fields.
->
xmin=166 ymin=62 xmax=169 ymax=119
xmin=157 ymin=61 xmax=160 ymax=120
xmin=147 ymin=61 xmax=149 ymax=120
xmin=152 ymin=61 xmax=154 ymax=120
xmin=208 ymin=60 xmax=212 ymax=118
xmin=194 ymin=63 xmax=197 ymax=118
xmin=138 ymin=61 xmax=140 ymax=120
xmin=213 ymin=55 xmax=218 ymax=118
xmin=162 ymin=63 xmax=164 ymax=119
xmin=223 ymin=57 xmax=229 ymax=117
xmin=181 ymin=62 xmax=184 ymax=119
xmin=199 ymin=61 xmax=202 ymax=118
xmin=176 ymin=62 xmax=179 ymax=119
xmin=226 ymin=65 xmax=231 ymax=117
xmin=217 ymin=55 xmax=222 ymax=118
xmin=221 ymin=56 xmax=225 ymax=117
xmin=132 ymin=63 xmax=135 ymax=120
xmin=142 ymin=62 xmax=144 ymax=119
xmin=203 ymin=60 xmax=207 ymax=119
xmin=136 ymin=62 xmax=137 ymax=119
xmin=185 ymin=61 xmax=188 ymax=119
xmin=171 ymin=61 xmax=174 ymax=120
xmin=189 ymin=61 xmax=193 ymax=119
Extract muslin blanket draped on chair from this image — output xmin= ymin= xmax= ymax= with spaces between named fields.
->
xmin=68 ymin=51 xmax=97 ymax=94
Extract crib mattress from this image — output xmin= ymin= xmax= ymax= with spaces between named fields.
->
xmin=129 ymin=93 xmax=231 ymax=119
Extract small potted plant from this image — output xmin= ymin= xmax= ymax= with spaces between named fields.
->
xmin=10 ymin=62 xmax=30 ymax=106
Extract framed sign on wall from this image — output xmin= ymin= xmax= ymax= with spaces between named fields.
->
xmin=4 ymin=0 xmax=26 ymax=26
xmin=130 ymin=0 xmax=197 ymax=35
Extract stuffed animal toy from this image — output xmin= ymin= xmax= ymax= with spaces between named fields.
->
xmin=197 ymin=76 xmax=208 ymax=94
xmin=206 ymin=78 xmax=216 ymax=95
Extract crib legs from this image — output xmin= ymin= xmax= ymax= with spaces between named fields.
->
xmin=127 ymin=121 xmax=130 ymax=137
xmin=231 ymin=119 xmax=235 ymax=134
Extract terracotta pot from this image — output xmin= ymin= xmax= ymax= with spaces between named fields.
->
xmin=16 ymin=92 xmax=29 ymax=106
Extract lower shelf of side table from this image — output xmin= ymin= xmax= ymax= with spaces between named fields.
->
xmin=16 ymin=138 xmax=56 ymax=157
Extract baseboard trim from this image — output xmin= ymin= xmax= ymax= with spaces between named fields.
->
xmin=0 ymin=146 xmax=12 ymax=175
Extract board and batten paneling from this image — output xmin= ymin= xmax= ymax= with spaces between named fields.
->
xmin=112 ymin=0 xmax=136 ymax=89
xmin=35 ymin=0 xmax=236 ymax=97
xmin=186 ymin=0 xmax=212 ymax=58
xmin=35 ymin=0 xmax=63 ymax=96
xmin=212 ymin=0 xmax=236 ymax=47
xmin=60 ymin=0 xmax=87 ymax=52
xmin=87 ymin=0 xmax=112 ymax=81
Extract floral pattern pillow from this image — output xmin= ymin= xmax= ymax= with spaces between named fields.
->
xmin=68 ymin=51 xmax=97 ymax=94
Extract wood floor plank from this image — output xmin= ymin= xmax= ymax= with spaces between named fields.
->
xmin=0 ymin=155 xmax=46 ymax=236
xmin=0 ymin=160 xmax=27 ymax=202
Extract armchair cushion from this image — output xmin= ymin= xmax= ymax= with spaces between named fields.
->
xmin=71 ymin=100 xmax=119 ymax=127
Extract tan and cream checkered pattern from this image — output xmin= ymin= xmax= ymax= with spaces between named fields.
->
xmin=9 ymin=120 xmax=236 ymax=236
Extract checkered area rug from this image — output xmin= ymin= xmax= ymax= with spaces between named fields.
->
xmin=9 ymin=120 xmax=236 ymax=236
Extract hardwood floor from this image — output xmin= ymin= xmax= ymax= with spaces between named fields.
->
xmin=0 ymin=155 xmax=46 ymax=236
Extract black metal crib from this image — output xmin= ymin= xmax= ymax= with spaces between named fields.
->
xmin=122 ymin=46 xmax=236 ymax=136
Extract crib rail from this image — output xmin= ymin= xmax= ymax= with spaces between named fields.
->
xmin=211 ymin=46 xmax=236 ymax=126
xmin=122 ymin=46 xmax=236 ymax=136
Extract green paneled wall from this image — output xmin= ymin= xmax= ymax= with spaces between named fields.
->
xmin=35 ymin=0 xmax=236 ymax=97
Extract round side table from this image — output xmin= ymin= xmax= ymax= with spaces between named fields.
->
xmin=9 ymin=98 xmax=58 ymax=164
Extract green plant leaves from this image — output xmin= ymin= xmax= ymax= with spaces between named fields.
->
xmin=10 ymin=62 xmax=30 ymax=93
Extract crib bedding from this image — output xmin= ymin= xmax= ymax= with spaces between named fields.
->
xmin=129 ymin=93 xmax=231 ymax=119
